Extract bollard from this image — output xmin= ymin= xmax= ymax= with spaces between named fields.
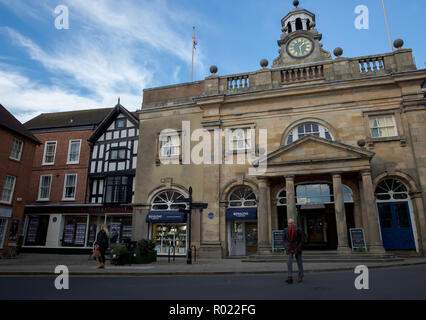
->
xmin=192 ymin=245 xmax=197 ymax=262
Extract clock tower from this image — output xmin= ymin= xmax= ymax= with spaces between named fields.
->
xmin=272 ymin=0 xmax=331 ymax=67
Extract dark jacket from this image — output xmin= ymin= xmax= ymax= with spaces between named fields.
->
xmin=95 ymin=230 xmax=109 ymax=250
xmin=283 ymin=226 xmax=304 ymax=254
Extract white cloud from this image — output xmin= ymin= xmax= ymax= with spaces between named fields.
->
xmin=0 ymin=0 xmax=208 ymax=122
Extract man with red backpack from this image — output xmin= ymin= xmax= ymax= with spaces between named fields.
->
xmin=284 ymin=218 xmax=304 ymax=284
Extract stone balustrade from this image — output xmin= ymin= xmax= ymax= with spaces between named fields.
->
xmin=142 ymin=49 xmax=417 ymax=107
xmin=227 ymin=74 xmax=251 ymax=91
xmin=356 ymin=55 xmax=386 ymax=75
xmin=280 ymin=64 xmax=324 ymax=83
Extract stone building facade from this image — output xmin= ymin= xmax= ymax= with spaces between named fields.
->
xmin=133 ymin=3 xmax=426 ymax=258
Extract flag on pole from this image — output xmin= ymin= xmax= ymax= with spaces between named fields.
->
xmin=192 ymin=27 xmax=197 ymax=50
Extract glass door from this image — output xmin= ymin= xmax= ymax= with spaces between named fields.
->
xmin=245 ymin=223 xmax=258 ymax=254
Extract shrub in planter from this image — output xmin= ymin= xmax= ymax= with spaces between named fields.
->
xmin=110 ymin=245 xmax=131 ymax=265
xmin=133 ymin=239 xmax=157 ymax=264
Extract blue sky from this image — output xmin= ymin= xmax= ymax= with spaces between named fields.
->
xmin=0 ymin=0 xmax=425 ymax=123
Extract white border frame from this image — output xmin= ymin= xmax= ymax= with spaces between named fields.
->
xmin=0 ymin=175 xmax=16 ymax=204
xmin=42 ymin=141 xmax=57 ymax=166
xmin=37 ymin=174 xmax=52 ymax=201
xmin=62 ymin=174 xmax=78 ymax=201
xmin=9 ymin=138 xmax=24 ymax=161
xmin=66 ymin=139 xmax=82 ymax=165
xmin=369 ymin=115 xmax=398 ymax=139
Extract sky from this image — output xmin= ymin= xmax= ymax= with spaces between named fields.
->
xmin=0 ymin=0 xmax=425 ymax=123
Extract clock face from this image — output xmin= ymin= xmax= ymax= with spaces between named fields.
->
xmin=286 ymin=37 xmax=314 ymax=58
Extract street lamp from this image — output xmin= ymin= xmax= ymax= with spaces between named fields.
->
xmin=183 ymin=186 xmax=208 ymax=264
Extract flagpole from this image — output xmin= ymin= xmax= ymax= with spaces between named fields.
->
xmin=191 ymin=26 xmax=195 ymax=82
xmin=382 ymin=0 xmax=394 ymax=52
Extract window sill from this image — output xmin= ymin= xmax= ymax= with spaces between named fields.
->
xmin=156 ymin=156 xmax=182 ymax=166
xmin=36 ymin=199 xmax=50 ymax=202
xmin=0 ymin=201 xmax=12 ymax=205
xmin=367 ymin=136 xmax=407 ymax=148
xmin=66 ymin=162 xmax=80 ymax=165
xmin=41 ymin=163 xmax=55 ymax=166
xmin=8 ymin=157 xmax=22 ymax=163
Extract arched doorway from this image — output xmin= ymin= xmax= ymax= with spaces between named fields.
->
xmin=146 ymin=189 xmax=188 ymax=256
xmin=375 ymin=179 xmax=416 ymax=250
xmin=226 ymin=186 xmax=257 ymax=256
xmin=276 ymin=183 xmax=354 ymax=250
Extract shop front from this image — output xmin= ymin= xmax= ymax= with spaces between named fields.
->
xmin=146 ymin=210 xmax=188 ymax=256
xmin=226 ymin=207 xmax=258 ymax=256
xmin=22 ymin=205 xmax=133 ymax=252
xmin=275 ymin=183 xmax=354 ymax=250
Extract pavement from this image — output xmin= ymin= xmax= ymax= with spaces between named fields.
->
xmin=1 ymin=253 xmax=426 ymax=276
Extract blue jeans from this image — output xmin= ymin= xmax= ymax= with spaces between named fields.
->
xmin=287 ymin=252 xmax=304 ymax=279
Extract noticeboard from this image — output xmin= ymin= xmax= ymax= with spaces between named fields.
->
xmin=272 ymin=230 xmax=285 ymax=251
xmin=349 ymin=228 xmax=367 ymax=252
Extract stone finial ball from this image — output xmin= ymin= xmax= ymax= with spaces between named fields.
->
xmin=393 ymin=39 xmax=404 ymax=49
xmin=357 ymin=139 xmax=366 ymax=148
xmin=260 ymin=59 xmax=269 ymax=68
xmin=333 ymin=47 xmax=343 ymax=57
xmin=309 ymin=21 xmax=316 ymax=29
xmin=210 ymin=65 xmax=218 ymax=74
xmin=293 ymin=0 xmax=299 ymax=8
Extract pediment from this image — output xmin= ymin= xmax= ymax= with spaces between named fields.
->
xmin=265 ymin=136 xmax=374 ymax=166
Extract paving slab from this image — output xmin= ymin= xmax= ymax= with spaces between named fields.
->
xmin=0 ymin=254 xmax=425 ymax=276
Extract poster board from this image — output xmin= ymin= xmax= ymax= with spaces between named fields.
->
xmin=272 ymin=230 xmax=285 ymax=251
xmin=349 ymin=228 xmax=367 ymax=252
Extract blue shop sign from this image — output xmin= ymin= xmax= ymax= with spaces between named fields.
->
xmin=146 ymin=211 xmax=187 ymax=223
xmin=226 ymin=207 xmax=257 ymax=221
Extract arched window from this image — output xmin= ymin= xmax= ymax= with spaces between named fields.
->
xmin=307 ymin=19 xmax=311 ymax=31
xmin=375 ymin=179 xmax=409 ymax=201
xmin=287 ymin=22 xmax=292 ymax=33
xmin=228 ymin=187 xmax=257 ymax=208
xmin=343 ymin=185 xmax=354 ymax=203
xmin=295 ymin=18 xmax=303 ymax=31
xmin=277 ymin=188 xmax=287 ymax=206
xmin=151 ymin=190 xmax=187 ymax=211
xmin=285 ymin=123 xmax=333 ymax=145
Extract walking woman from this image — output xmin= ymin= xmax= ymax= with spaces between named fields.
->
xmin=95 ymin=224 xmax=110 ymax=269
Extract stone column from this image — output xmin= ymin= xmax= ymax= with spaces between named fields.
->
xmin=132 ymin=206 xmax=150 ymax=241
xmin=361 ymin=170 xmax=385 ymax=254
xmin=332 ymin=173 xmax=351 ymax=254
xmin=291 ymin=21 xmax=296 ymax=33
xmin=411 ymin=192 xmax=426 ymax=255
xmin=302 ymin=19 xmax=308 ymax=31
xmin=257 ymin=177 xmax=271 ymax=254
xmin=285 ymin=175 xmax=297 ymax=222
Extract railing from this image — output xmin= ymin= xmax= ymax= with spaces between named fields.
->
xmin=280 ymin=64 xmax=324 ymax=84
xmin=227 ymin=74 xmax=250 ymax=91
xmin=358 ymin=56 xmax=385 ymax=74
xmin=168 ymin=245 xmax=176 ymax=263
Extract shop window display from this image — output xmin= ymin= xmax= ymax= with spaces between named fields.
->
xmin=153 ymin=224 xmax=187 ymax=255
xmin=61 ymin=216 xmax=88 ymax=247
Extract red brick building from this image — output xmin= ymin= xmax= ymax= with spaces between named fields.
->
xmin=22 ymin=103 xmax=138 ymax=252
xmin=23 ymin=108 xmax=112 ymax=252
xmin=0 ymin=104 xmax=41 ymax=256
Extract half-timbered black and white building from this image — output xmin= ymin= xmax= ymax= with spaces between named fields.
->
xmin=87 ymin=102 xmax=139 ymax=245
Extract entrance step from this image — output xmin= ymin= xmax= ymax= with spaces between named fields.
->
xmin=241 ymin=251 xmax=404 ymax=263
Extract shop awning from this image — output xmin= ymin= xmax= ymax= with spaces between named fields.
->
xmin=146 ymin=211 xmax=187 ymax=223
xmin=226 ymin=207 xmax=257 ymax=221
